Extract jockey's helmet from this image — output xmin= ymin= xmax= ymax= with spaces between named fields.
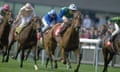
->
xmin=68 ymin=4 xmax=77 ymax=11
xmin=3 ymin=4 xmax=10 ymax=11
xmin=48 ymin=9 xmax=56 ymax=17
xmin=24 ymin=3 xmax=32 ymax=11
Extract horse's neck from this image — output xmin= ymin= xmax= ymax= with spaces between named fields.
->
xmin=0 ymin=16 xmax=9 ymax=38
xmin=19 ymin=23 xmax=33 ymax=37
xmin=2 ymin=16 xmax=8 ymax=25
xmin=63 ymin=25 xmax=76 ymax=40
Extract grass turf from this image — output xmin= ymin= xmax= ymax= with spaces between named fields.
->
xmin=0 ymin=56 xmax=120 ymax=72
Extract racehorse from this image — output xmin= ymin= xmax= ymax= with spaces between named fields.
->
xmin=0 ymin=11 xmax=13 ymax=62
xmin=7 ymin=16 xmax=42 ymax=70
xmin=43 ymin=11 xmax=82 ymax=72
xmin=98 ymin=24 xmax=120 ymax=72
xmin=58 ymin=11 xmax=82 ymax=72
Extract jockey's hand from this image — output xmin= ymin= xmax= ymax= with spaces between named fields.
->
xmin=108 ymin=36 xmax=112 ymax=41
xmin=50 ymin=24 xmax=55 ymax=27
xmin=64 ymin=19 xmax=69 ymax=23
xmin=108 ymin=29 xmax=113 ymax=34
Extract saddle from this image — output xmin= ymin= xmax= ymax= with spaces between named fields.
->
xmin=14 ymin=24 xmax=29 ymax=40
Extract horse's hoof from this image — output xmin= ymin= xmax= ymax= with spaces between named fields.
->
xmin=54 ymin=65 xmax=58 ymax=69
xmin=67 ymin=65 xmax=72 ymax=69
xmin=20 ymin=65 xmax=23 ymax=68
xmin=11 ymin=56 xmax=17 ymax=60
xmin=74 ymin=69 xmax=78 ymax=72
xmin=2 ymin=60 xmax=4 ymax=63
xmin=61 ymin=59 xmax=66 ymax=64
xmin=45 ymin=65 xmax=47 ymax=68
xmin=5 ymin=60 xmax=8 ymax=62
xmin=34 ymin=65 xmax=38 ymax=70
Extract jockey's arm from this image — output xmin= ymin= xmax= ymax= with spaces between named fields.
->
xmin=45 ymin=16 xmax=51 ymax=26
xmin=32 ymin=8 xmax=36 ymax=17
xmin=14 ymin=8 xmax=23 ymax=24
xmin=111 ymin=23 xmax=119 ymax=36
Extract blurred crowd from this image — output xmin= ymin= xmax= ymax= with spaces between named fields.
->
xmin=80 ymin=14 xmax=108 ymax=39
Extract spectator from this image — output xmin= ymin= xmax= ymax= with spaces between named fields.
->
xmin=82 ymin=14 xmax=92 ymax=30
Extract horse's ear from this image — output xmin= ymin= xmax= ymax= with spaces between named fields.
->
xmin=31 ymin=17 xmax=36 ymax=22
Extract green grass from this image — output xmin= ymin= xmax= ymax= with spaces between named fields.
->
xmin=0 ymin=56 xmax=120 ymax=72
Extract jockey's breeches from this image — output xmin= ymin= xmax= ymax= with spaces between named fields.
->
xmin=20 ymin=16 xmax=32 ymax=26
xmin=42 ymin=18 xmax=49 ymax=32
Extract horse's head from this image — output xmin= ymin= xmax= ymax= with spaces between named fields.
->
xmin=4 ymin=11 xmax=13 ymax=24
xmin=72 ymin=11 xmax=82 ymax=31
xmin=98 ymin=24 xmax=109 ymax=38
xmin=31 ymin=16 xmax=43 ymax=32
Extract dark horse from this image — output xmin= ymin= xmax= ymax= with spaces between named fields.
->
xmin=98 ymin=24 xmax=120 ymax=72
xmin=42 ymin=11 xmax=82 ymax=72
xmin=0 ymin=11 xmax=13 ymax=62
xmin=7 ymin=17 xmax=42 ymax=70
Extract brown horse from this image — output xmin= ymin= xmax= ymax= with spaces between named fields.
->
xmin=0 ymin=11 xmax=13 ymax=62
xmin=98 ymin=24 xmax=120 ymax=72
xmin=42 ymin=11 xmax=82 ymax=72
xmin=58 ymin=11 xmax=82 ymax=72
xmin=7 ymin=16 xmax=42 ymax=70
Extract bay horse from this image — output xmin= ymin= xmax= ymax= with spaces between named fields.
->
xmin=42 ymin=11 xmax=82 ymax=72
xmin=0 ymin=11 xmax=13 ymax=62
xmin=7 ymin=16 xmax=42 ymax=70
xmin=58 ymin=11 xmax=82 ymax=72
xmin=98 ymin=24 xmax=120 ymax=72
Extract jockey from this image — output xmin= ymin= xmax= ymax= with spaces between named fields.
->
xmin=42 ymin=9 xmax=62 ymax=33
xmin=0 ymin=4 xmax=11 ymax=23
xmin=58 ymin=3 xmax=78 ymax=36
xmin=107 ymin=17 xmax=120 ymax=43
xmin=14 ymin=3 xmax=36 ymax=34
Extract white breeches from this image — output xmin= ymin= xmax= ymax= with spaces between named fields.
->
xmin=19 ymin=16 xmax=32 ymax=27
xmin=41 ymin=18 xmax=49 ymax=32
xmin=41 ymin=17 xmax=56 ymax=32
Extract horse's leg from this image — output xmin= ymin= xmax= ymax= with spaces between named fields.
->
xmin=66 ymin=52 xmax=72 ymax=69
xmin=45 ymin=53 xmax=54 ymax=69
xmin=50 ymin=55 xmax=53 ymax=69
xmin=51 ymin=51 xmax=58 ymax=69
xmin=102 ymin=48 xmax=109 ymax=72
xmin=6 ymin=41 xmax=15 ymax=62
xmin=25 ymin=49 xmax=31 ymax=60
xmin=12 ymin=46 xmax=20 ymax=60
xmin=36 ymin=46 xmax=43 ymax=60
xmin=5 ymin=45 xmax=10 ymax=62
xmin=105 ymin=52 xmax=114 ymax=72
xmin=45 ymin=55 xmax=49 ymax=68
xmin=61 ymin=48 xmax=66 ymax=64
xmin=107 ymin=53 xmax=114 ymax=64
xmin=2 ymin=46 xmax=7 ymax=62
xmin=20 ymin=48 xmax=24 ymax=68
xmin=32 ymin=46 xmax=38 ymax=70
xmin=73 ymin=48 xmax=81 ymax=72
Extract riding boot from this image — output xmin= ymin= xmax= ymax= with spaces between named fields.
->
xmin=109 ymin=36 xmax=113 ymax=42
xmin=40 ymin=31 xmax=43 ymax=37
